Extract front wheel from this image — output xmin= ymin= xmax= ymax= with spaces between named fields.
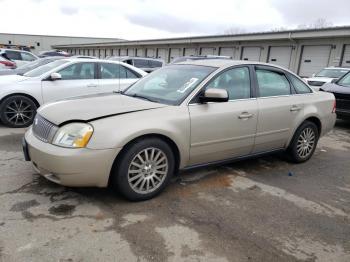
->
xmin=0 ymin=95 xmax=37 ymax=128
xmin=112 ymin=138 xmax=175 ymax=201
xmin=287 ymin=121 xmax=319 ymax=163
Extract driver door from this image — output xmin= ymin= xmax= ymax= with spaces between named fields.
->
xmin=188 ymin=66 xmax=258 ymax=165
xmin=41 ymin=62 xmax=99 ymax=103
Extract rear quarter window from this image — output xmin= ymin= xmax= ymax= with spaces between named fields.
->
xmin=288 ymin=74 xmax=312 ymax=94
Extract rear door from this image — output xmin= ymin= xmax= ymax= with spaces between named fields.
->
xmin=41 ymin=62 xmax=99 ymax=103
xmin=189 ymin=66 xmax=258 ymax=165
xmin=98 ymin=62 xmax=141 ymax=92
xmin=253 ymin=66 xmax=305 ymax=153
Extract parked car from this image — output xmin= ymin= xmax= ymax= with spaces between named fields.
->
xmin=0 ymin=56 xmax=16 ymax=69
xmin=38 ymin=50 xmax=71 ymax=58
xmin=0 ymin=59 xmax=146 ymax=127
xmin=0 ymin=48 xmax=38 ymax=67
xmin=320 ymin=72 xmax=350 ymax=120
xmin=0 ymin=56 xmax=64 ymax=76
xmin=305 ymin=67 xmax=350 ymax=90
xmin=171 ymin=55 xmax=231 ymax=64
xmin=108 ymin=56 xmax=164 ymax=73
xmin=23 ymin=60 xmax=336 ymax=201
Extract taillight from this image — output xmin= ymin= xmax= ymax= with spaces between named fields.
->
xmin=0 ymin=60 xmax=15 ymax=68
xmin=332 ymin=100 xmax=336 ymax=113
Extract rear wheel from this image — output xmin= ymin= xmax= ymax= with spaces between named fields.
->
xmin=287 ymin=121 xmax=319 ymax=163
xmin=0 ymin=95 xmax=37 ymax=128
xmin=112 ymin=138 xmax=175 ymax=201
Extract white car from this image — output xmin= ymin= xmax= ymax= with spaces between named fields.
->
xmin=305 ymin=67 xmax=350 ymax=90
xmin=0 ymin=48 xmax=38 ymax=67
xmin=0 ymin=58 xmax=146 ymax=127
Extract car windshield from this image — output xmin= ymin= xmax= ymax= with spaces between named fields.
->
xmin=338 ymin=73 xmax=350 ymax=87
xmin=24 ymin=60 xmax=69 ymax=77
xmin=315 ymin=69 xmax=349 ymax=78
xmin=16 ymin=58 xmax=59 ymax=74
xmin=123 ymin=65 xmax=216 ymax=105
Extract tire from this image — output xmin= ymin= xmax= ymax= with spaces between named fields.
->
xmin=0 ymin=95 xmax=37 ymax=128
xmin=287 ymin=121 xmax=319 ymax=163
xmin=112 ymin=138 xmax=175 ymax=201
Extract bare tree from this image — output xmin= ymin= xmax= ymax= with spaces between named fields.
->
xmin=223 ymin=27 xmax=247 ymax=35
xmin=297 ymin=18 xmax=333 ymax=29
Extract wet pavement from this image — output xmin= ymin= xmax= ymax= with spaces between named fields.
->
xmin=0 ymin=121 xmax=349 ymax=262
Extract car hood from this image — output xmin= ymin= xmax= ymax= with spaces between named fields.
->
xmin=322 ymin=83 xmax=350 ymax=94
xmin=38 ymin=93 xmax=168 ymax=125
xmin=0 ymin=74 xmax=30 ymax=84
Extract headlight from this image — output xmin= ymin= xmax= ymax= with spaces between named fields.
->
xmin=52 ymin=123 xmax=93 ymax=148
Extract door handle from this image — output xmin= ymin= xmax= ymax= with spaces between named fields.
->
xmin=87 ymin=84 xmax=98 ymax=87
xmin=290 ymin=105 xmax=302 ymax=112
xmin=238 ymin=112 xmax=253 ymax=119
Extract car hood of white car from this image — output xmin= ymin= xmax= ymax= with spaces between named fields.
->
xmin=0 ymin=75 xmax=30 ymax=84
xmin=38 ymin=93 xmax=167 ymax=125
xmin=305 ymin=77 xmax=334 ymax=83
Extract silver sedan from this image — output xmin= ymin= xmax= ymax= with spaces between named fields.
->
xmin=23 ymin=60 xmax=336 ymax=201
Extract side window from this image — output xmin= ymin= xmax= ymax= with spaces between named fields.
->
xmin=134 ymin=59 xmax=150 ymax=68
xmin=21 ymin=52 xmax=36 ymax=61
xmin=58 ymin=63 xmax=95 ymax=80
xmin=150 ymin=60 xmax=162 ymax=68
xmin=206 ymin=67 xmax=251 ymax=100
xmin=100 ymin=63 xmax=127 ymax=79
xmin=5 ymin=51 xmax=22 ymax=60
xmin=256 ymin=69 xmax=291 ymax=97
xmin=125 ymin=67 xmax=140 ymax=79
xmin=288 ymin=74 xmax=312 ymax=94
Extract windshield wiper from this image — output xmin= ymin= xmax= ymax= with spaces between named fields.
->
xmin=129 ymin=93 xmax=158 ymax=103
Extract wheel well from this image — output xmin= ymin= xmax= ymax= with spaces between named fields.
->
xmin=109 ymin=134 xmax=181 ymax=186
xmin=304 ymin=116 xmax=322 ymax=135
xmin=0 ymin=93 xmax=40 ymax=108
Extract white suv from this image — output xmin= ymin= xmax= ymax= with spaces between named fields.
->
xmin=0 ymin=49 xmax=38 ymax=67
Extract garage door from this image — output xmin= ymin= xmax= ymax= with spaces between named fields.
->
xmin=201 ymin=47 xmax=215 ymax=55
xmin=184 ymin=48 xmax=196 ymax=56
xmin=170 ymin=48 xmax=181 ymax=62
xmin=241 ymin=47 xmax=261 ymax=61
xmin=93 ymin=49 xmax=99 ymax=57
xmin=341 ymin=45 xmax=350 ymax=67
xmin=136 ymin=48 xmax=144 ymax=57
xmin=299 ymin=45 xmax=332 ymax=77
xmin=219 ymin=47 xmax=235 ymax=58
xmin=157 ymin=48 xmax=168 ymax=61
xmin=128 ymin=48 xmax=135 ymax=56
xmin=268 ymin=46 xmax=292 ymax=69
xmin=120 ymin=49 xmax=127 ymax=56
xmin=147 ymin=49 xmax=155 ymax=58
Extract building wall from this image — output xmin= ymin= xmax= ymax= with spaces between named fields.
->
xmin=61 ymin=37 xmax=350 ymax=77
xmin=0 ymin=33 xmax=120 ymax=54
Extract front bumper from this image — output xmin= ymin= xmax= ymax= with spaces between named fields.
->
xmin=24 ymin=128 xmax=121 ymax=188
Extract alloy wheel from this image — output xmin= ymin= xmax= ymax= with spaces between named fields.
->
xmin=127 ymin=147 xmax=169 ymax=194
xmin=3 ymin=98 xmax=35 ymax=127
xmin=296 ymin=127 xmax=316 ymax=158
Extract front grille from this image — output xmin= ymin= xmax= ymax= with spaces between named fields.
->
xmin=307 ymin=81 xmax=326 ymax=86
xmin=333 ymin=92 xmax=350 ymax=111
xmin=32 ymin=114 xmax=58 ymax=143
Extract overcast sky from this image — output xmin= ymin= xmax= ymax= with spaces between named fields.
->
xmin=1 ymin=0 xmax=350 ymax=40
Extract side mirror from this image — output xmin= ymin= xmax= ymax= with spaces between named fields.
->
xmin=50 ymin=72 xmax=62 ymax=81
xmin=331 ymin=78 xmax=338 ymax=84
xmin=312 ymin=73 xmax=316 ymax=77
xmin=200 ymin=88 xmax=229 ymax=103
